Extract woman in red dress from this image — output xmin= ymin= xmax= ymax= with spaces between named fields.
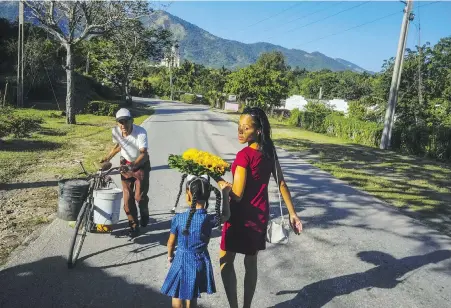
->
xmin=215 ymin=106 xmax=302 ymax=308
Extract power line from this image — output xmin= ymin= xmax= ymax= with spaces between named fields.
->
xmin=261 ymin=1 xmax=339 ymax=36
xmin=295 ymin=11 xmax=402 ymax=48
xmin=273 ymin=1 xmax=370 ymax=38
xmin=292 ymin=0 xmax=442 ymax=50
xmin=184 ymin=1 xmax=330 ymax=54
xmin=177 ymin=0 xmax=443 ymax=66
xmin=238 ymin=1 xmax=306 ymax=32
xmin=176 ymin=1 xmax=368 ymax=58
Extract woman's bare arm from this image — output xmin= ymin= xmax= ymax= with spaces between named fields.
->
xmin=272 ymin=159 xmax=297 ymax=217
xmin=216 ymin=166 xmax=247 ymax=202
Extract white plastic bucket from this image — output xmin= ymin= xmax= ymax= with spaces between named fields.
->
xmin=93 ymin=188 xmax=123 ymax=225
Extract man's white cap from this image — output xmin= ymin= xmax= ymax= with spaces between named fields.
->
xmin=116 ymin=108 xmax=132 ymax=121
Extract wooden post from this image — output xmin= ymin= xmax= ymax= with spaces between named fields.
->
xmin=17 ymin=0 xmax=24 ymax=107
xmin=3 ymin=81 xmax=9 ymax=106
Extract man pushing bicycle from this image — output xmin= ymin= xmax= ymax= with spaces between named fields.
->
xmin=101 ymin=108 xmax=151 ymax=238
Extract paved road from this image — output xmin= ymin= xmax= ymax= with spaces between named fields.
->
xmin=1 ymin=99 xmax=451 ymax=308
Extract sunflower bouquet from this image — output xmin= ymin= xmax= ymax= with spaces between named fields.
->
xmin=168 ymin=148 xmax=230 ymax=179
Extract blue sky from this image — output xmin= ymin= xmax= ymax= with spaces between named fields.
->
xmin=157 ymin=1 xmax=451 ymax=72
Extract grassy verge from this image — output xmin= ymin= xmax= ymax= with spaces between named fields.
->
xmin=0 ymin=103 xmax=154 ymax=265
xmin=0 ymin=104 xmax=153 ymax=183
xmin=222 ymin=111 xmax=451 ymax=234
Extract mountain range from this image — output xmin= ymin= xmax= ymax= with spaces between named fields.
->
xmin=0 ymin=2 xmax=370 ymax=73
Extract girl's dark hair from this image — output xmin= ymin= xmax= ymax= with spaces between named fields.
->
xmin=182 ymin=176 xmax=221 ymax=235
xmin=242 ymin=106 xmax=277 ymax=160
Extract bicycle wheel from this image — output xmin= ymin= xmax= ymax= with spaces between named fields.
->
xmin=67 ymin=201 xmax=90 ymax=269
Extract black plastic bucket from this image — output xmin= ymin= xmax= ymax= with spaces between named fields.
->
xmin=57 ymin=178 xmax=90 ymax=221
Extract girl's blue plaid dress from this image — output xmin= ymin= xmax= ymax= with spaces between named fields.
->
xmin=161 ymin=209 xmax=216 ymax=300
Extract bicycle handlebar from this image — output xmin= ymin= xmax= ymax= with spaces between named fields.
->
xmin=73 ymin=160 xmax=121 ymax=178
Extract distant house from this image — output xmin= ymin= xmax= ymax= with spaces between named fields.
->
xmin=224 ymin=102 xmax=239 ymax=111
xmin=224 ymin=94 xmax=239 ymax=111
xmin=280 ymin=95 xmax=349 ymax=114
xmin=159 ymin=45 xmax=180 ymax=68
xmin=328 ymin=98 xmax=349 ymax=113
xmin=282 ymin=95 xmax=309 ymax=111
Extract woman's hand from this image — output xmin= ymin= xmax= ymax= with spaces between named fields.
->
xmin=221 ymin=184 xmax=232 ymax=194
xmin=219 ymin=181 xmax=232 ymax=190
xmin=289 ymin=215 xmax=303 ymax=235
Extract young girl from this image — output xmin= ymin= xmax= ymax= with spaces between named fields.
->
xmin=161 ymin=174 xmax=231 ymax=308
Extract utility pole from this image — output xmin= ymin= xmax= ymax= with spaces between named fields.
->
xmin=85 ymin=50 xmax=90 ymax=74
xmin=169 ymin=48 xmax=173 ymax=101
xmin=16 ymin=0 xmax=24 ymax=107
xmin=380 ymin=0 xmax=414 ymax=149
xmin=169 ymin=44 xmax=178 ymax=101
xmin=417 ymin=7 xmax=423 ymax=107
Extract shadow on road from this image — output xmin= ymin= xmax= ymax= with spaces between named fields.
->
xmin=266 ymin=148 xmax=451 ymax=260
xmin=272 ymin=250 xmax=451 ymax=308
xmin=149 ymin=164 xmax=170 ymax=172
xmin=154 ymin=107 xmax=207 ymax=116
xmin=82 ymin=216 xmax=222 ymax=270
xmin=274 ymin=137 xmax=451 ymax=236
xmin=0 ymin=256 xmax=172 ymax=308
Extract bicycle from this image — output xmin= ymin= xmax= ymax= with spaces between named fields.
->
xmin=67 ymin=160 xmax=123 ymax=269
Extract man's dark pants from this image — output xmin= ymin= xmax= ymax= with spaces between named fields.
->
xmin=120 ymin=160 xmax=151 ymax=228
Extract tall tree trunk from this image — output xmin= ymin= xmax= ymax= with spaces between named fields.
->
xmin=120 ymin=81 xmax=128 ymax=105
xmin=125 ymin=82 xmax=132 ymax=106
xmin=3 ymin=81 xmax=8 ymax=106
xmin=65 ymin=43 xmax=76 ymax=124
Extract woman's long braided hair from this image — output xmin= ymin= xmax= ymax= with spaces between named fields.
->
xmin=182 ymin=176 xmax=222 ymax=236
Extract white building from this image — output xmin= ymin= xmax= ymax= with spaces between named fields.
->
xmin=283 ymin=95 xmax=309 ymax=111
xmin=159 ymin=45 xmax=180 ymax=68
xmin=281 ymin=95 xmax=349 ymax=114
xmin=328 ymin=98 xmax=349 ymax=114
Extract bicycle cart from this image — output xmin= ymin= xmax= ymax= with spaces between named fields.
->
xmin=67 ymin=161 xmax=123 ymax=269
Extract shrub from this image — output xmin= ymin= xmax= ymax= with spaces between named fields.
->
xmin=84 ymin=100 xmax=120 ymax=116
xmin=180 ymin=94 xmax=208 ymax=105
xmin=204 ymin=90 xmax=224 ymax=108
xmin=323 ymin=114 xmax=383 ymax=146
xmin=180 ymin=94 xmax=196 ymax=104
xmin=287 ymin=108 xmax=301 ymax=126
xmin=295 ymin=110 xmax=329 ymax=132
xmin=0 ymin=107 xmax=43 ymax=139
xmin=276 ymin=105 xmax=451 ymax=161
xmin=271 ymin=109 xmax=291 ymax=120
xmin=391 ymin=125 xmax=451 ymax=161
xmin=196 ymin=96 xmax=209 ymax=105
